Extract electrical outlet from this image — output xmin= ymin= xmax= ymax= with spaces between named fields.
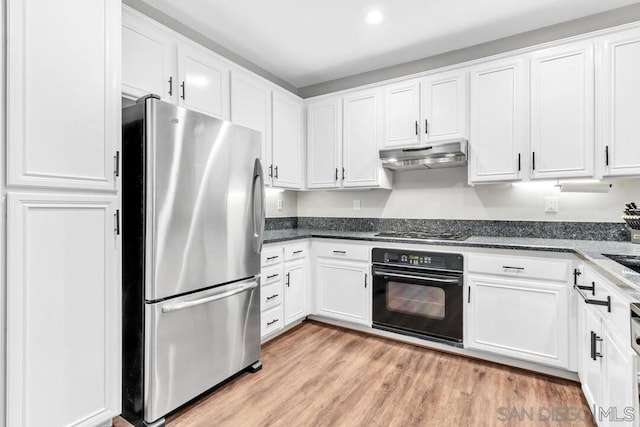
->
xmin=277 ymin=199 xmax=283 ymax=211
xmin=544 ymin=196 xmax=558 ymax=213
xmin=353 ymin=200 xmax=361 ymax=211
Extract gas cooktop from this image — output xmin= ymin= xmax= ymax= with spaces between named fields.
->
xmin=374 ymin=231 xmax=468 ymax=241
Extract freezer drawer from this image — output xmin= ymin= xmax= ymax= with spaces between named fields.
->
xmin=144 ymin=277 xmax=260 ymax=423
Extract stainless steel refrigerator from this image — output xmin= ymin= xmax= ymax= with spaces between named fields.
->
xmin=121 ymin=95 xmax=265 ymax=427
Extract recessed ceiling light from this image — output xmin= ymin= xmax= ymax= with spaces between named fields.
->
xmin=366 ymin=10 xmax=384 ymax=25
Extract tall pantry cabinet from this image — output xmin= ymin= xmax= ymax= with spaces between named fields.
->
xmin=5 ymin=1 xmax=122 ymax=426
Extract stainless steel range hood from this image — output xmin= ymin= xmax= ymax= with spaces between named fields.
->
xmin=379 ymin=139 xmax=468 ymax=171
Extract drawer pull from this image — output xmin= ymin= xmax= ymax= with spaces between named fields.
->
xmin=333 ymin=250 xmax=347 ymax=254
xmin=502 ymin=266 xmax=524 ymax=270
xmin=266 ymin=274 xmax=279 ymax=279
xmin=266 ymin=256 xmax=279 ymax=261
xmin=293 ymin=250 xmax=303 ymax=255
xmin=267 ymin=318 xmax=279 ymax=326
xmin=574 ymin=284 xmax=611 ymax=312
xmin=266 ymin=294 xmax=279 ymax=301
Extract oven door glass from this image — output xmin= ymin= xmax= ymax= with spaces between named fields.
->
xmin=386 ymin=281 xmax=445 ymax=320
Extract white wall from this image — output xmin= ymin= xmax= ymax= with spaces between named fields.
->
xmin=265 ymin=189 xmax=298 ymax=217
xmin=297 ymin=168 xmax=640 ymax=222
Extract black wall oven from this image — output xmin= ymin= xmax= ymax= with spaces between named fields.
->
xmin=372 ymin=248 xmax=464 ymax=346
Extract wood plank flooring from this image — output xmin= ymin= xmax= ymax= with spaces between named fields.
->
xmin=115 ymin=321 xmax=594 ymax=427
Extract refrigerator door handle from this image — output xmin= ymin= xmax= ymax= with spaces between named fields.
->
xmin=252 ymin=158 xmax=266 ymax=254
xmin=161 ymin=278 xmax=259 ymax=313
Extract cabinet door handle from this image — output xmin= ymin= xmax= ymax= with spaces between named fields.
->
xmin=335 ymin=168 xmax=339 ymax=181
xmin=468 ymin=286 xmax=471 ymax=303
xmin=286 ymin=272 xmax=290 ymax=287
xmin=114 ymin=151 xmax=120 ymax=178
xmin=425 ymin=119 xmax=429 ymax=134
xmin=274 ymin=166 xmax=279 ymax=179
xmin=168 ymin=76 xmax=173 ymax=96
xmin=114 ymin=209 xmax=120 ymax=236
xmin=342 ymin=167 xmax=345 ymax=180
xmin=532 ymin=151 xmax=536 ymax=171
xmin=415 ymin=121 xmax=418 ymax=135
xmin=591 ymin=331 xmax=603 ymax=360
xmin=180 ymin=81 xmax=186 ymax=100
xmin=605 ymin=145 xmax=609 ymax=166
xmin=364 ymin=273 xmax=368 ymax=288
xmin=517 ymin=153 xmax=521 ymax=172
xmin=268 ymin=164 xmax=273 ymax=178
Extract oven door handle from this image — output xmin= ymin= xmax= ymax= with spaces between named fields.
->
xmin=373 ymin=270 xmax=461 ymax=284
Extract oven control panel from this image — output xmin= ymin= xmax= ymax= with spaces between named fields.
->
xmin=372 ymin=248 xmax=463 ymax=272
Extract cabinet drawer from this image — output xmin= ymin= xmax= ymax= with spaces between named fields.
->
xmin=284 ymin=244 xmax=307 ymax=261
xmin=313 ymin=242 xmax=370 ymax=262
xmin=467 ymin=253 xmax=571 ymax=282
xmin=262 ymin=265 xmax=282 ymax=285
xmin=261 ymin=282 xmax=283 ymax=312
xmin=261 ymin=247 xmax=283 ymax=267
xmin=261 ymin=305 xmax=284 ymax=337
xmin=580 ymin=267 xmax=630 ymax=338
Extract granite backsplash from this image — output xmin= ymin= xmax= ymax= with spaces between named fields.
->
xmin=264 ymin=217 xmax=631 ymax=241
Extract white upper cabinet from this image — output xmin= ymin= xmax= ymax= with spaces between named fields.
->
xmin=307 ymin=97 xmax=341 ymax=189
xmin=421 ymin=70 xmax=468 ymax=142
xmin=599 ymin=28 xmax=640 ymax=177
xmin=469 ymin=56 xmax=529 ymax=183
xmin=122 ymin=10 xmax=175 ymax=102
xmin=530 ymin=41 xmax=595 ymax=179
xmin=342 ymin=88 xmax=391 ymax=189
xmin=384 ymin=79 xmax=421 ymax=147
xmin=177 ymin=43 xmax=230 ymax=120
xmin=272 ymin=90 xmax=304 ymax=189
xmin=231 ymin=71 xmax=272 ymax=184
xmin=8 ymin=0 xmax=120 ymax=191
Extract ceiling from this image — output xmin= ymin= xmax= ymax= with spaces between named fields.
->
xmin=141 ymin=0 xmax=640 ymax=88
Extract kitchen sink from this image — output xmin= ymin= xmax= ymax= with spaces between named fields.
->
xmin=603 ymin=254 xmax=640 ymax=274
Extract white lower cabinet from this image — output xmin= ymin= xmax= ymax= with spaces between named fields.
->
xmin=7 ymin=192 xmax=120 ymax=427
xmin=284 ymin=260 xmax=308 ymax=324
xmin=466 ymin=275 xmax=569 ymax=368
xmin=577 ymin=266 xmax=638 ymax=426
xmin=315 ymin=259 xmax=370 ymax=326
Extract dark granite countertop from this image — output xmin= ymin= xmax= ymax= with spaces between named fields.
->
xmin=263 ymin=229 xmax=640 ymax=301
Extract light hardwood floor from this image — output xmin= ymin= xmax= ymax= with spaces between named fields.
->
xmin=115 ymin=321 xmax=594 ymax=427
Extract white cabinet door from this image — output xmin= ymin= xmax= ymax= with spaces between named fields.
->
xmin=284 ymin=260 xmax=307 ymax=324
xmin=315 ymin=260 xmax=370 ymax=326
xmin=122 ymin=9 xmax=175 ymax=102
xmin=307 ymin=97 xmax=341 ymax=189
xmin=272 ymin=91 xmax=303 ymax=189
xmin=342 ymin=88 xmax=386 ymax=188
xmin=579 ymin=304 xmax=602 ymax=410
xmin=600 ymin=28 xmax=640 ymax=177
xmin=7 ymin=193 xmax=120 ymax=427
xmin=384 ymin=79 xmax=421 ymax=148
xmin=421 ymin=70 xmax=467 ymax=142
xmin=600 ymin=326 xmax=638 ymax=426
xmin=530 ymin=41 xmax=595 ymax=179
xmin=7 ymin=0 xmax=120 ymax=191
xmin=177 ymin=44 xmax=230 ymax=120
xmin=469 ymin=57 xmax=528 ymax=183
xmin=466 ymin=275 xmax=569 ymax=368
xmin=231 ymin=71 xmax=272 ymax=184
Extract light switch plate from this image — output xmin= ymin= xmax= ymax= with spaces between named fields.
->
xmin=277 ymin=199 xmax=283 ymax=211
xmin=353 ymin=200 xmax=361 ymax=211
